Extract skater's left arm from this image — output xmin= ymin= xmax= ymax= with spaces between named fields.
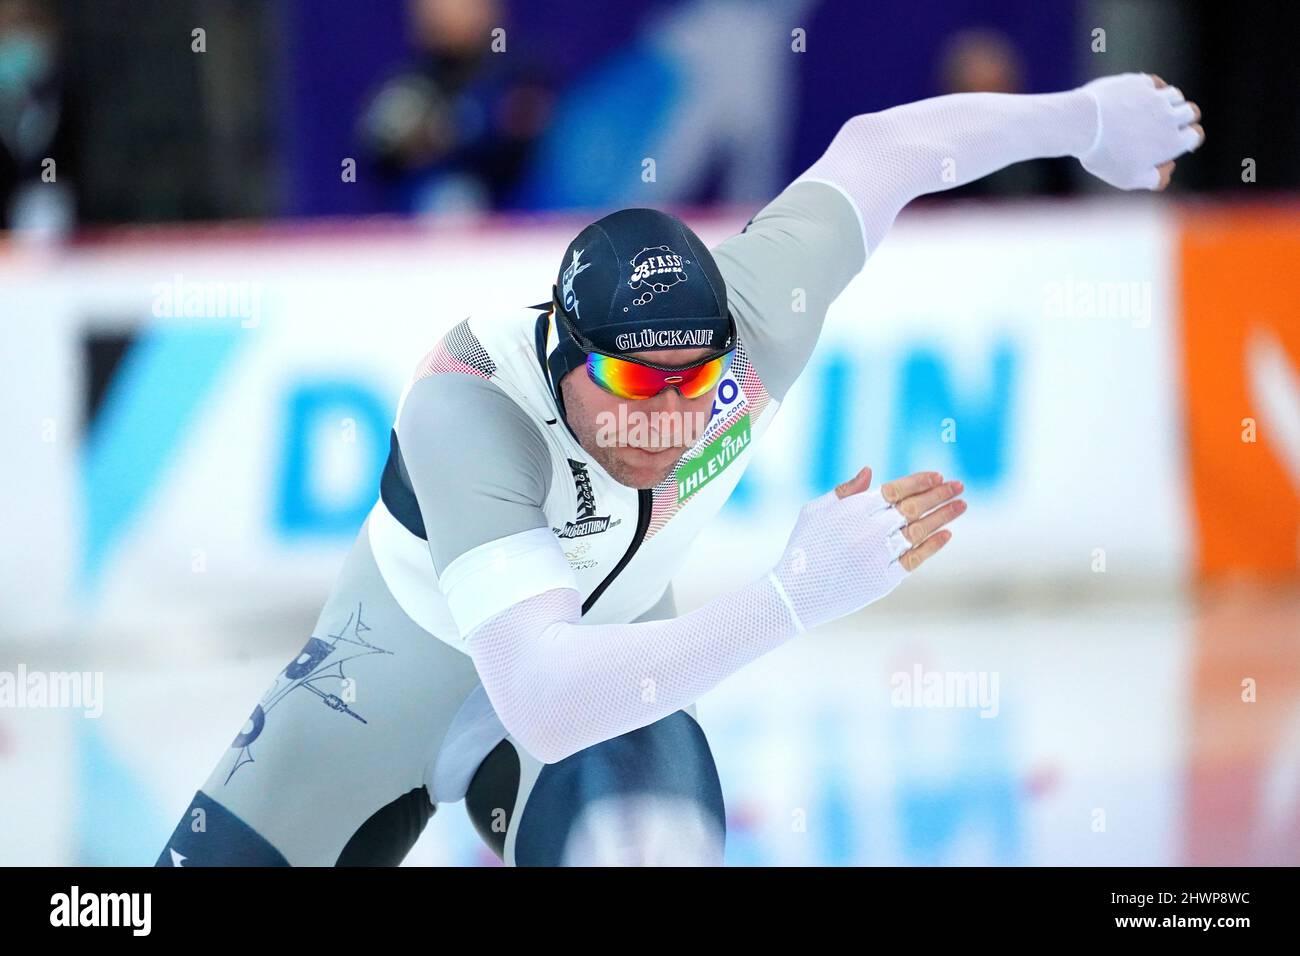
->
xmin=714 ymin=73 xmax=1204 ymax=400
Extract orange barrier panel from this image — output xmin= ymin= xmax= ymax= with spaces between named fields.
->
xmin=1180 ymin=205 xmax=1300 ymax=581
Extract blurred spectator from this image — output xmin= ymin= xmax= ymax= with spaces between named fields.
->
xmin=0 ymin=0 xmax=75 ymax=235
xmin=357 ymin=0 xmax=555 ymax=215
xmin=931 ymin=28 xmax=1075 ymax=200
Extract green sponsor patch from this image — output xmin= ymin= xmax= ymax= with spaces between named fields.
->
xmin=675 ymin=413 xmax=752 ymax=503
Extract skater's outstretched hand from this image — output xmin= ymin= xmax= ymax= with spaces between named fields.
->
xmin=1078 ymin=73 xmax=1205 ymax=191
xmin=768 ymin=467 xmax=966 ymax=631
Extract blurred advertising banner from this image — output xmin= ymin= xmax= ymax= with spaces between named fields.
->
xmin=5 ymin=200 xmax=1290 ymax=641
xmin=1179 ymin=206 xmax=1300 ymax=582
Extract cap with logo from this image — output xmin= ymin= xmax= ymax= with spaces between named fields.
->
xmin=535 ymin=207 xmax=735 ymax=428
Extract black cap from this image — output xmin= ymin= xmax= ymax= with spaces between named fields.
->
xmin=554 ymin=208 xmax=732 ymax=357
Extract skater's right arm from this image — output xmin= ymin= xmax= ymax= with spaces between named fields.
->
xmin=460 ymin=469 xmax=964 ymax=764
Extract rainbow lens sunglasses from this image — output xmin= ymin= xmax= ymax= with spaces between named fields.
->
xmin=552 ymin=290 xmax=736 ymax=401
